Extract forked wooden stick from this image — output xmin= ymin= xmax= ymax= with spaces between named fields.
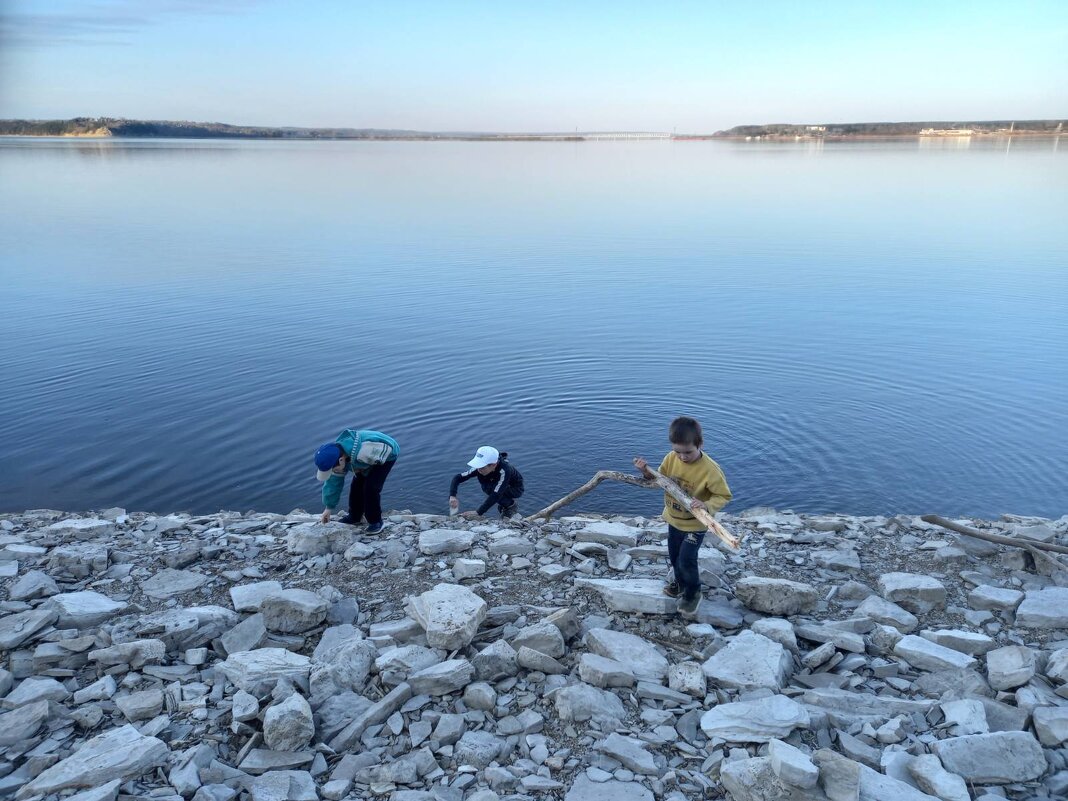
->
xmin=526 ymin=468 xmax=740 ymax=551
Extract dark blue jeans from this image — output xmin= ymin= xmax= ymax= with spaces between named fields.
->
xmin=668 ymin=524 xmax=705 ymax=601
xmin=348 ymin=460 xmax=395 ymax=526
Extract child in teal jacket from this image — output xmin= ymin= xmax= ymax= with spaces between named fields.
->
xmin=314 ymin=428 xmax=399 ymax=533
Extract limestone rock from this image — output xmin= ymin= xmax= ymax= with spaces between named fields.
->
xmin=855 ymin=595 xmax=918 ymax=633
xmin=564 ymin=776 xmax=653 ymax=801
xmin=512 ymin=620 xmax=566 ymax=658
xmin=877 ymin=572 xmax=946 ymax=614
xmin=768 ymin=738 xmax=819 ymax=789
xmin=1033 ymin=706 xmax=1068 ymax=746
xmin=263 ymin=693 xmax=315 ymax=752
xmin=260 ymin=589 xmax=328 ymax=633
xmin=216 ymin=648 xmax=312 ymax=695
xmin=45 ymin=591 xmax=127 ymax=628
xmin=574 ymin=578 xmax=677 ymax=614
xmin=967 ymin=584 xmax=1024 ymax=612
xmin=907 ymin=754 xmax=970 ymax=801
xmin=700 ymin=694 xmax=810 ymax=742
xmin=985 ymin=645 xmax=1036 ymax=690
xmin=596 ymin=733 xmax=658 ymax=776
xmin=576 ymin=521 xmax=641 ymax=547
xmin=17 ymin=724 xmax=169 ymax=799
xmin=417 ymin=528 xmax=475 ymax=555
xmin=142 ymin=568 xmax=209 ymax=600
xmin=555 ymin=682 xmax=625 ymax=727
xmin=586 ymin=627 xmax=668 ymax=680
xmin=893 ymin=635 xmax=977 ymax=672
xmin=454 ymin=730 xmax=507 ymax=769
xmin=0 ymin=608 xmax=58 ymax=649
xmin=406 ymin=583 xmax=487 ymax=649
xmin=229 ymin=581 xmax=285 ymax=612
xmin=931 ymin=731 xmax=1047 ymax=783
xmin=702 ymin=629 xmax=792 ymax=690
xmin=735 ymin=576 xmax=819 ymax=615
xmin=1015 ymin=587 xmax=1068 ymax=628
xmin=578 ymin=653 xmax=636 ymax=688
xmin=8 ymin=569 xmax=59 ymax=600
xmin=285 ymin=522 xmax=353 ymax=555
xmin=48 ymin=542 xmax=109 ymax=577
xmin=407 ymin=658 xmax=474 ymax=695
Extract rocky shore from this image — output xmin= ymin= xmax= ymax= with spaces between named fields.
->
xmin=1 ymin=506 xmax=1067 ymax=801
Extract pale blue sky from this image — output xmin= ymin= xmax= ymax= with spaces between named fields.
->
xmin=1 ymin=0 xmax=1065 ymax=132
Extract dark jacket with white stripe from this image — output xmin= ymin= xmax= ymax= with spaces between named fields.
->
xmin=450 ymin=459 xmax=523 ymax=515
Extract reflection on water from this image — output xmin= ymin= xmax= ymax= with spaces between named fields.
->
xmin=0 ymin=137 xmax=1065 ymax=519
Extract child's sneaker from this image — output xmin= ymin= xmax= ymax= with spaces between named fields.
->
xmin=499 ymin=503 xmax=520 ymax=520
xmin=366 ymin=522 xmax=384 ymax=534
xmin=678 ymin=594 xmax=702 ymax=618
xmin=662 ymin=581 xmax=681 ymax=598
xmin=340 ymin=514 xmax=360 ymax=526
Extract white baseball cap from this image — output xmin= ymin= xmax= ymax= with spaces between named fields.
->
xmin=467 ymin=446 xmax=499 ymax=469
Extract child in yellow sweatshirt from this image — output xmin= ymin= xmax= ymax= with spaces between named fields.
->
xmin=634 ymin=416 xmax=732 ymax=618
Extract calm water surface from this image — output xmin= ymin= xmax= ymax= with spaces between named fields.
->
xmin=1 ymin=136 xmax=1065 ymax=519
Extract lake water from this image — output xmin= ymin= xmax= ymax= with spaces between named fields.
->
xmin=1 ymin=136 xmax=1065 ymax=520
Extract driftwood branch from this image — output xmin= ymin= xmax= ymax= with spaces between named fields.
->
xmin=645 ymin=466 xmax=739 ymax=550
xmin=527 ymin=469 xmax=740 ymax=552
xmin=527 ymin=471 xmax=652 ymax=520
xmin=921 ymin=515 xmax=1068 ymax=555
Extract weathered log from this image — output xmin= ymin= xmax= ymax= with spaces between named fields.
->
xmin=921 ymin=515 xmax=1068 ymax=555
xmin=527 ymin=469 xmax=740 ymax=551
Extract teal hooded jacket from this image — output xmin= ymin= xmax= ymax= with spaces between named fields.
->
xmin=321 ymin=429 xmax=400 ymax=509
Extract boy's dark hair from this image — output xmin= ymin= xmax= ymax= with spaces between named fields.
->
xmin=668 ymin=416 xmax=703 ymax=447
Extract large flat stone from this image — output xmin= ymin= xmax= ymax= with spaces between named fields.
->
xmin=702 ymin=630 xmax=791 ymax=691
xmin=700 ymin=694 xmax=810 ymax=743
xmin=45 ymin=591 xmax=128 ymax=628
xmin=735 ymin=577 xmax=819 ymax=615
xmin=0 ymin=608 xmax=58 ymax=649
xmin=585 ymin=628 xmax=668 ymax=680
xmin=877 ymin=572 xmax=946 ymax=614
xmin=260 ymin=589 xmax=328 ymax=634
xmin=216 ymin=648 xmax=312 ymax=695
xmin=285 ymin=522 xmax=354 ymax=555
xmin=576 ymin=521 xmax=641 ymax=548
xmin=893 ymin=635 xmax=977 ymax=672
xmin=574 ymin=578 xmax=677 ymax=614
xmin=17 ymin=724 xmax=169 ymax=798
xmin=856 ymin=595 xmax=918 ymax=633
xmin=985 ymin=645 xmax=1036 ymax=690
xmin=406 ymin=583 xmax=487 ymax=650
xmin=931 ymin=731 xmax=1047 ymax=783
xmin=418 ymin=529 xmax=475 ymax=555
xmin=229 ymin=581 xmax=285 ymax=612
xmin=142 ymin=569 xmax=209 ymax=600
xmin=1016 ymin=587 xmax=1068 ymax=628
xmin=564 ymin=776 xmax=654 ymax=801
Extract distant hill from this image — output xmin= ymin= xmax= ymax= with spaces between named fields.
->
xmin=0 ymin=117 xmax=432 ymax=139
xmin=708 ymin=120 xmax=1064 ymax=138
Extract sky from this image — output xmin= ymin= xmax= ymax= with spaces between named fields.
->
xmin=1 ymin=0 xmax=1065 ymax=132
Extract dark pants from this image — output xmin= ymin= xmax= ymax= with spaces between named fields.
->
xmin=494 ymin=488 xmax=520 ymax=516
xmin=668 ymin=524 xmax=705 ymax=601
xmin=348 ymin=461 xmax=395 ymax=526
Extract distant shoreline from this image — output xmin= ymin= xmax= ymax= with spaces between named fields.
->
xmin=3 ymin=131 xmax=1063 ymax=143
xmin=1 ymin=116 xmax=1063 ymax=141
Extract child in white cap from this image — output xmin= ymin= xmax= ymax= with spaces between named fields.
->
xmin=448 ymin=446 xmax=525 ymax=519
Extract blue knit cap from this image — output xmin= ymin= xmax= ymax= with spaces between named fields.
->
xmin=314 ymin=443 xmax=343 ymax=480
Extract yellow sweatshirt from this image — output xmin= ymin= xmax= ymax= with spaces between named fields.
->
xmin=658 ymin=451 xmax=732 ymax=532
